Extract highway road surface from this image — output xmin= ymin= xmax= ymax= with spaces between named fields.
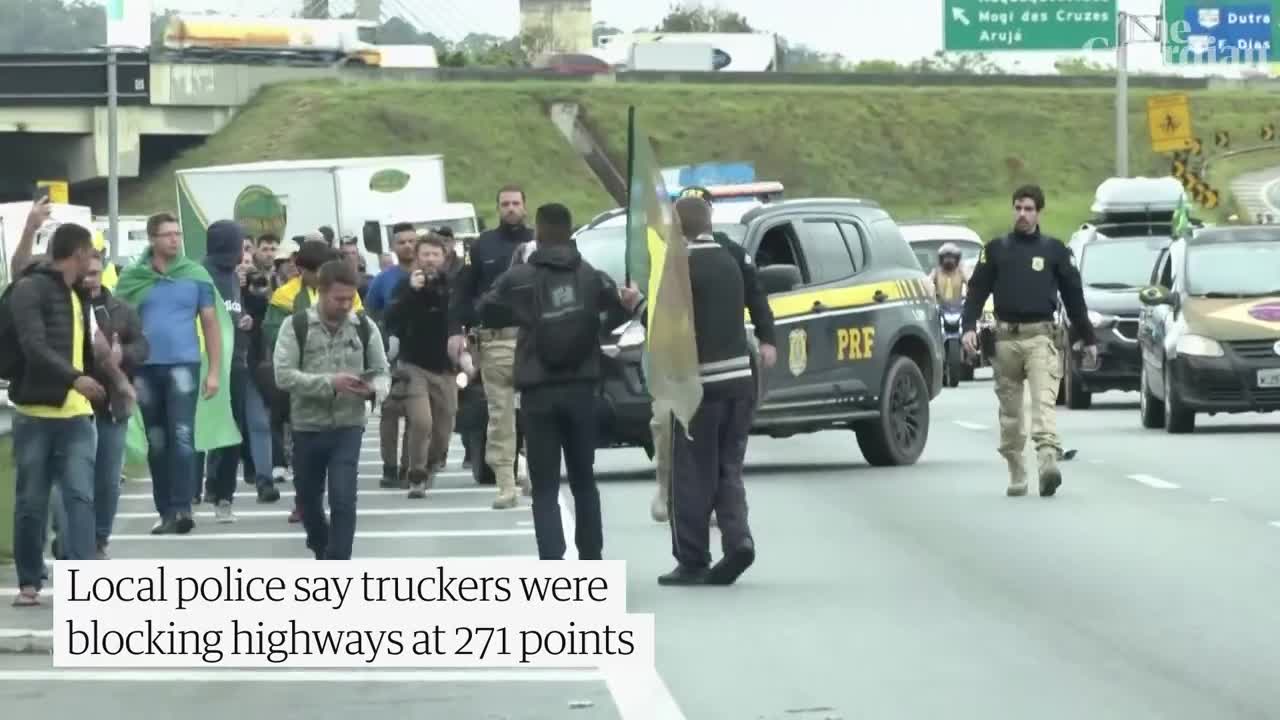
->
xmin=2 ymin=374 xmax=1279 ymax=719
xmin=1228 ymin=165 xmax=1280 ymax=222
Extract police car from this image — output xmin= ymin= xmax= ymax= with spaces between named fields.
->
xmin=576 ymin=197 xmax=945 ymax=466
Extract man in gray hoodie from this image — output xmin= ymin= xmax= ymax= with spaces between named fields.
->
xmin=201 ymin=220 xmax=280 ymax=522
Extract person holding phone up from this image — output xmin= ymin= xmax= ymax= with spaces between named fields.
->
xmin=384 ymin=232 xmax=463 ymax=499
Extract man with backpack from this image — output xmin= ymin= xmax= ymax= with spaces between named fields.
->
xmin=477 ymin=203 xmax=639 ymax=561
xmin=261 ymin=240 xmax=365 ymax=522
xmin=274 ymin=259 xmax=390 ymax=560
xmin=3 ymin=222 xmax=103 ymax=607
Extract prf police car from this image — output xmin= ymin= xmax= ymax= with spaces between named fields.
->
xmin=576 ymin=197 xmax=945 ymax=466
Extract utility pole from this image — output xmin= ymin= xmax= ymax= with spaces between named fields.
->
xmin=1115 ymin=11 xmax=1163 ymax=178
xmin=107 ymin=48 xmax=120 ymax=264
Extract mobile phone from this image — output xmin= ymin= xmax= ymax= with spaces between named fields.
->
xmin=93 ymin=305 xmax=111 ymax=331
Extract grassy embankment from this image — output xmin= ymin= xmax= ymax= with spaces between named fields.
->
xmin=123 ymin=80 xmax=1280 ymax=242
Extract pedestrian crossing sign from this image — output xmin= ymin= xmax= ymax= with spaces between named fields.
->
xmin=1146 ymin=94 xmax=1194 ymax=154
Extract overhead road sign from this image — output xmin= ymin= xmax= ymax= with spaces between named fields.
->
xmin=1163 ymin=1 xmax=1277 ymax=65
xmin=943 ymin=0 xmax=1118 ymax=51
xmin=1146 ymin=93 xmax=1194 ymax=153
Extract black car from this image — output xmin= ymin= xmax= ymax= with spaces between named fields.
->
xmin=577 ymin=197 xmax=945 ymax=467
xmin=1058 ymin=221 xmax=1173 ymax=408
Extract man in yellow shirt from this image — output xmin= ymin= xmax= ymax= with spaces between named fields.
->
xmin=6 ymin=223 xmax=104 ymax=607
xmin=929 ymin=243 xmax=970 ymax=303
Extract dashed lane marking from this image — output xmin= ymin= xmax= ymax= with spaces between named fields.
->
xmin=1210 ymin=497 xmax=1228 ymax=503
xmin=1127 ymin=474 xmax=1181 ymax=490
xmin=952 ymin=421 xmax=988 ymax=431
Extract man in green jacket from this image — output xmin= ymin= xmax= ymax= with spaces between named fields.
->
xmin=273 ymin=259 xmax=389 ymax=560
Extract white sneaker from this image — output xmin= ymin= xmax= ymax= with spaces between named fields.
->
xmin=214 ymin=501 xmax=236 ymax=524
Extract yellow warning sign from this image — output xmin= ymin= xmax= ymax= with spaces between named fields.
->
xmin=1146 ymin=94 xmax=1194 ymax=154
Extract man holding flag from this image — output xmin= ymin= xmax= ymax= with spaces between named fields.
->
xmin=116 ymin=213 xmax=240 ymax=535
xmin=624 ymin=110 xmax=757 ymax=586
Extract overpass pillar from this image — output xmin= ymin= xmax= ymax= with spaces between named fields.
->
xmin=66 ymin=106 xmax=142 ymax=184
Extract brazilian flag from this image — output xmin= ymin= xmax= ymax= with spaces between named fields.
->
xmin=624 ymin=107 xmax=703 ymax=433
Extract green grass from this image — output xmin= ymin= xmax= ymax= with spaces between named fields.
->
xmin=123 ymin=80 xmax=1280 ymax=242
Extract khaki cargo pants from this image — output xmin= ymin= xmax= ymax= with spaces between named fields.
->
xmin=380 ymin=363 xmax=458 ymax=484
xmin=991 ymin=321 xmax=1063 ymax=464
xmin=478 ymin=328 xmax=519 ymax=500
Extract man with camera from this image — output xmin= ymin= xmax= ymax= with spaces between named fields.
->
xmin=383 ymin=232 xmax=462 ymax=498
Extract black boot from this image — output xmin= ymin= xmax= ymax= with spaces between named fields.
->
xmin=706 ymin=540 xmax=756 ymax=586
xmin=658 ymin=565 xmax=709 ymax=586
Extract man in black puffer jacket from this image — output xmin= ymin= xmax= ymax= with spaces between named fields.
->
xmin=5 ymin=223 xmax=103 ymax=607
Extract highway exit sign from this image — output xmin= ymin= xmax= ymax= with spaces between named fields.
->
xmin=1162 ymin=1 xmax=1276 ymax=65
xmin=944 ymin=0 xmax=1118 ymax=51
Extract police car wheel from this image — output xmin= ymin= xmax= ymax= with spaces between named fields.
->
xmin=855 ymin=355 xmax=930 ymax=467
xmin=1139 ymin=364 xmax=1165 ymax=429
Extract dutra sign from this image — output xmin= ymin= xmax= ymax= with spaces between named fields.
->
xmin=1163 ymin=1 xmax=1275 ymax=65
xmin=943 ymin=0 xmax=1118 ymax=51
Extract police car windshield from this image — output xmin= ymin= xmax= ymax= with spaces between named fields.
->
xmin=1187 ymin=239 xmax=1280 ymax=296
xmin=575 ymin=223 xmax=747 ymax=285
xmin=1080 ymin=236 xmax=1169 ymax=289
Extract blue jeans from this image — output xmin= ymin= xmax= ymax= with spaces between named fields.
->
xmin=293 ymin=427 xmax=364 ymax=560
xmin=94 ymin=415 xmax=129 ymax=544
xmin=12 ymin=414 xmax=97 ymax=590
xmin=136 ymin=363 xmax=201 ymax=518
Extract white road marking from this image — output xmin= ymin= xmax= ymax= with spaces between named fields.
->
xmin=952 ymin=421 xmax=988 ymax=431
xmin=118 ymin=487 xmax=494 ymax=501
xmin=0 ymin=669 xmax=606 ymax=683
xmin=1269 ymin=521 xmax=1280 ymax=529
xmin=1210 ymin=497 xmax=1228 ymax=503
xmin=114 ymin=507 xmax=529 ymax=520
xmin=559 ymin=484 xmax=578 ymax=561
xmin=1127 ymin=474 xmax=1181 ymax=490
xmin=0 ymin=629 xmax=53 ymax=639
xmin=108 ymin=529 xmax=533 ymax=541
xmin=605 ymin=667 xmax=688 ymax=720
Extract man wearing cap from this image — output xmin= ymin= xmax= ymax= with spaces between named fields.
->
xmin=648 ymin=186 xmax=777 ymax=523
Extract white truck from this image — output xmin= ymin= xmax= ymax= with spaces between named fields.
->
xmin=629 ymin=41 xmax=714 ymax=71
xmin=174 ymin=155 xmax=480 ymax=269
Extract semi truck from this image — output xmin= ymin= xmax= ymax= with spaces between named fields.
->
xmin=174 ymin=155 xmax=479 ymax=268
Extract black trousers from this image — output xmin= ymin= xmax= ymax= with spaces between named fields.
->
xmin=669 ymin=389 xmax=754 ymax=569
xmin=521 ymin=381 xmax=602 ymax=560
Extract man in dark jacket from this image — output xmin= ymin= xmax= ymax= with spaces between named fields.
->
xmin=200 ymin=220 xmax=281 ymax=520
xmin=477 ymin=203 xmax=639 ymax=561
xmin=83 ymin=252 xmax=148 ymax=558
xmin=384 ymin=232 xmax=460 ymax=498
xmin=7 ymin=222 xmax=103 ymax=607
xmin=450 ymin=185 xmax=535 ymax=510
xmin=660 ymin=196 xmax=758 ymax=587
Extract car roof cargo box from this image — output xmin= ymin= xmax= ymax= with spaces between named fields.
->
xmin=1090 ymin=177 xmax=1186 ymax=223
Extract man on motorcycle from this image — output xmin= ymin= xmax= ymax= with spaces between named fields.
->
xmin=929 ymin=243 xmax=968 ymax=302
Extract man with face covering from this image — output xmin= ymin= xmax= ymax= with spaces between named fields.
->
xmin=200 ymin=221 xmax=281 ymax=521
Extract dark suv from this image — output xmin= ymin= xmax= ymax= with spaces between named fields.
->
xmin=576 ymin=197 xmax=945 ymax=467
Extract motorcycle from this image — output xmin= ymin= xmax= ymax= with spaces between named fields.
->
xmin=940 ymin=300 xmax=967 ymax=387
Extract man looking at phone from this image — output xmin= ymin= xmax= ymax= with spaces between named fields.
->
xmin=274 ymin=260 xmax=390 ymax=560
xmin=384 ymin=233 xmax=460 ymax=499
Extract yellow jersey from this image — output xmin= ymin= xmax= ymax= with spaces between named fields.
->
xmin=16 ymin=288 xmax=94 ymax=419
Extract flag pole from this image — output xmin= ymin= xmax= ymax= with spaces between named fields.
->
xmin=624 ymin=105 xmax=636 ymax=288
